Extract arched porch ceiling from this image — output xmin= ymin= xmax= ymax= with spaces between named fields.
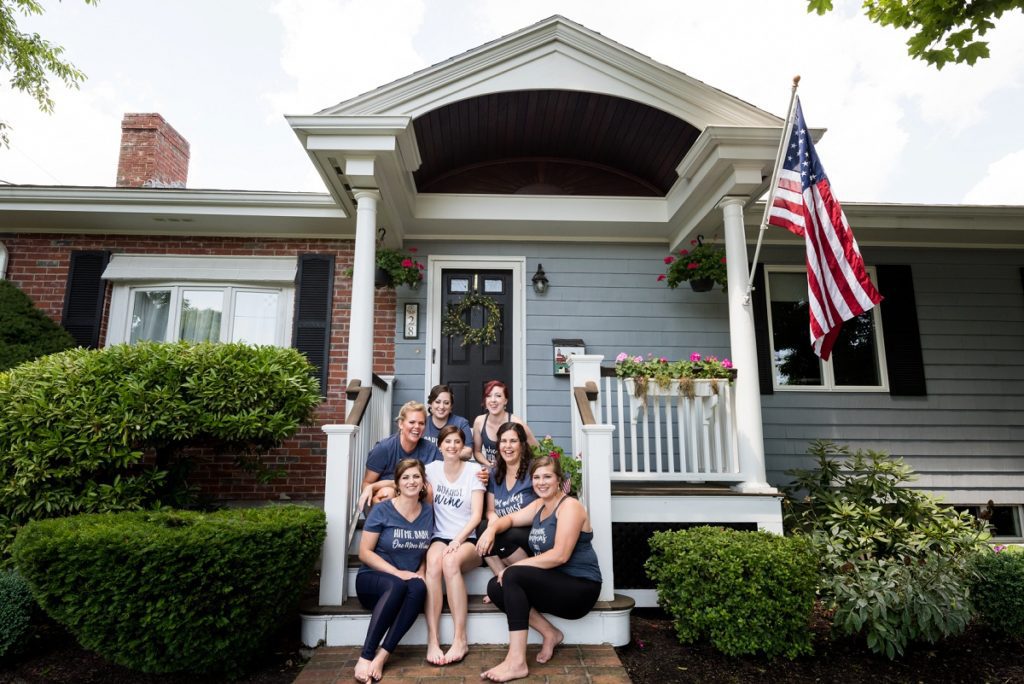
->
xmin=412 ymin=90 xmax=699 ymax=197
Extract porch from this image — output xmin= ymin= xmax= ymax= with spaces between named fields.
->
xmin=301 ymin=354 xmax=782 ymax=647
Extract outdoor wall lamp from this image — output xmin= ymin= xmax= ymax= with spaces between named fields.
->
xmin=532 ymin=264 xmax=550 ymax=294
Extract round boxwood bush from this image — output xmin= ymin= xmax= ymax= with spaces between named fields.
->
xmin=645 ymin=526 xmax=818 ymax=659
xmin=11 ymin=505 xmax=325 ymax=674
xmin=0 ymin=341 xmax=321 ymax=561
xmin=972 ymin=547 xmax=1024 ymax=638
xmin=0 ymin=569 xmax=35 ymax=661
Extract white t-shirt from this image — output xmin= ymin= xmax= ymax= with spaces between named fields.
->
xmin=425 ymin=460 xmax=485 ymax=540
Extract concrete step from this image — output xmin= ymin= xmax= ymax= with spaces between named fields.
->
xmin=300 ymin=593 xmax=634 ymax=648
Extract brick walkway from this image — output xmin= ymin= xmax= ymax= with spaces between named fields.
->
xmin=293 ymin=643 xmax=632 ymax=683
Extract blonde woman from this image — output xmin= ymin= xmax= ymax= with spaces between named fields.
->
xmin=359 ymin=401 xmax=441 ymax=508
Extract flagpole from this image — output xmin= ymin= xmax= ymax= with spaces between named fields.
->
xmin=743 ymin=75 xmax=801 ymax=306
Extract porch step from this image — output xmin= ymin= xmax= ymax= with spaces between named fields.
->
xmin=340 ymin=555 xmax=493 ymax=597
xmin=299 ymin=592 xmax=634 ymax=648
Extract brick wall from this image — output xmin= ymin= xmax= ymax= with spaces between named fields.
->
xmin=3 ymin=232 xmax=397 ymax=501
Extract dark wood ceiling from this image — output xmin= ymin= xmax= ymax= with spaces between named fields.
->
xmin=412 ymin=90 xmax=700 ymax=196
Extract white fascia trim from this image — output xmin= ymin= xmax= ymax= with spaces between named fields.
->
xmin=0 ymin=241 xmax=7 ymax=279
xmin=0 ymin=187 xmax=346 ymax=218
xmin=414 ymin=193 xmax=667 ymax=223
xmin=103 ymin=254 xmax=297 ymax=284
xmin=320 ymin=16 xmax=780 ymax=128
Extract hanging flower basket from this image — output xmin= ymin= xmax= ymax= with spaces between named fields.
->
xmin=440 ymin=290 xmax=502 ymax=347
xmin=689 ymin=278 xmax=714 ymax=292
xmin=374 ymin=267 xmax=393 ymax=288
xmin=657 ymin=234 xmax=727 ymax=292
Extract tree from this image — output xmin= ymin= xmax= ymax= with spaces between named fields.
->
xmin=0 ymin=279 xmax=76 ymax=370
xmin=0 ymin=0 xmax=98 ymax=146
xmin=808 ymin=0 xmax=1024 ymax=69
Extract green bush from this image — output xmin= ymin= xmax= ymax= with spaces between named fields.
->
xmin=0 ymin=569 xmax=35 ymax=661
xmin=11 ymin=505 xmax=325 ymax=674
xmin=0 ymin=280 xmax=76 ymax=371
xmin=645 ymin=526 xmax=818 ymax=659
xmin=972 ymin=547 xmax=1024 ymax=638
xmin=784 ymin=440 xmax=989 ymax=659
xmin=0 ymin=341 xmax=322 ymax=562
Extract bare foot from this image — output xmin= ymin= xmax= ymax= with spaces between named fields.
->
xmin=354 ymin=657 xmax=372 ymax=682
xmin=536 ymin=628 xmax=564 ymax=664
xmin=368 ymin=650 xmax=389 ymax=681
xmin=482 ymin=595 xmax=492 ymax=604
xmin=480 ymin=659 xmax=529 ymax=682
xmin=445 ymin=641 xmax=469 ymax=664
xmin=426 ymin=642 xmax=446 ymax=666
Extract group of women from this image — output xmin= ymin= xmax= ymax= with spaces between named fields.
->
xmin=351 ymin=382 xmax=602 ymax=683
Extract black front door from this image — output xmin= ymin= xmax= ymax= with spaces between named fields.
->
xmin=439 ymin=269 xmax=514 ymax=422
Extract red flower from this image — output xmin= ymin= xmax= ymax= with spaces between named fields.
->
xmin=656 ymin=274 xmax=666 ymax=282
xmin=690 ymin=239 xmax=698 ymax=246
xmin=687 ymin=262 xmax=700 ymax=270
xmin=663 ymin=256 xmax=675 ymax=264
xmin=401 ymin=258 xmax=413 ymax=268
xmin=416 ymin=262 xmax=425 ymax=270
xmin=549 ymin=450 xmax=560 ymax=459
xmin=679 ymin=249 xmax=688 ymax=255
xmin=720 ymin=257 xmax=727 ymax=263
xmin=408 ymin=247 xmax=417 ymax=253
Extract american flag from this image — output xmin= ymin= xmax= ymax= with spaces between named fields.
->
xmin=767 ymin=97 xmax=882 ymax=360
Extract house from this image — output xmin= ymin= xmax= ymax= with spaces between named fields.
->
xmin=2 ymin=15 xmax=1023 ymax=646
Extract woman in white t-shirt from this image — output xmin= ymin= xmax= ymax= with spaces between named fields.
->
xmin=423 ymin=424 xmax=485 ymax=666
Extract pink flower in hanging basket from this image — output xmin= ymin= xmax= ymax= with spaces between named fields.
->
xmin=401 ymin=258 xmax=413 ymax=268
xmin=687 ymin=262 xmax=700 ymax=270
xmin=690 ymin=352 xmax=702 ymax=362
xmin=663 ymin=256 xmax=675 ymax=264
xmin=657 ymin=274 xmax=666 ymax=282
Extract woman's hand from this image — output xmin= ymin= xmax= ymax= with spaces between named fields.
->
xmin=495 ymin=567 xmax=506 ymax=586
xmin=444 ymin=539 xmax=462 ymax=556
xmin=394 ymin=569 xmax=422 ymax=581
xmin=357 ymin=485 xmax=374 ymax=511
xmin=476 ymin=528 xmax=494 ymax=556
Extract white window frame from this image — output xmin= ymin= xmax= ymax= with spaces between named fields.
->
xmin=764 ymin=265 xmax=889 ymax=392
xmin=104 ymin=255 xmax=295 ymax=347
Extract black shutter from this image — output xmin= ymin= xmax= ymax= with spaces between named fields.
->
xmin=292 ymin=254 xmax=335 ymax=393
xmin=61 ymin=250 xmax=110 ymax=348
xmin=876 ymin=264 xmax=926 ymax=396
xmin=751 ymin=264 xmax=774 ymax=395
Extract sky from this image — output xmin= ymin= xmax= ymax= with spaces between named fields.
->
xmin=2 ymin=0 xmax=1024 ymax=205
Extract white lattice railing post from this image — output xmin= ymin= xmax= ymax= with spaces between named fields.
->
xmin=320 ymin=424 xmax=358 ymax=606
xmin=582 ymin=424 xmax=615 ymax=602
xmin=568 ymin=354 xmax=603 ymax=459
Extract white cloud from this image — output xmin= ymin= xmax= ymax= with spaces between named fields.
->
xmin=963 ymin=148 xmax=1024 ymax=204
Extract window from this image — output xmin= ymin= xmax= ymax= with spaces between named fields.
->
xmin=765 ymin=266 xmax=887 ymax=391
xmin=104 ymin=255 xmax=296 ymax=347
xmin=954 ymin=504 xmax=1023 ymax=539
xmin=126 ymin=286 xmax=286 ymax=345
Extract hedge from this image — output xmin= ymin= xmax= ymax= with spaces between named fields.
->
xmin=645 ymin=526 xmax=818 ymax=659
xmin=0 ymin=569 xmax=34 ymax=661
xmin=0 ymin=341 xmax=321 ymax=560
xmin=0 ymin=280 xmax=75 ymax=372
xmin=972 ymin=547 xmax=1024 ymax=638
xmin=11 ymin=505 xmax=325 ymax=674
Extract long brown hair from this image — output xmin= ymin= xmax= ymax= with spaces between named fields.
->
xmin=436 ymin=424 xmax=465 ymax=448
xmin=394 ymin=458 xmax=427 ymax=501
xmin=493 ymin=422 xmax=530 ymax=483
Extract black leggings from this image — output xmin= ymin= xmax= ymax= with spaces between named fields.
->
xmin=478 ymin=523 xmax=532 ymax=559
xmin=355 ymin=571 xmax=427 ymax=660
xmin=487 ymin=566 xmax=601 ymax=631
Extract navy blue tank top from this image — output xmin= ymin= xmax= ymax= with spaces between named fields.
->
xmin=527 ymin=496 xmax=602 ymax=583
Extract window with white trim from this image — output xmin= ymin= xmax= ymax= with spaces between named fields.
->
xmin=103 ymin=255 xmax=295 ymax=347
xmin=765 ymin=266 xmax=887 ymax=390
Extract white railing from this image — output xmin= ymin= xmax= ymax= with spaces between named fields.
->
xmin=600 ymin=375 xmax=740 ymax=481
xmin=319 ymin=375 xmax=394 ymax=606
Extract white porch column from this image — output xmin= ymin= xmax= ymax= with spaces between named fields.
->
xmin=347 ymin=190 xmax=380 ymax=390
xmin=720 ymin=197 xmax=776 ymax=493
xmin=320 ymin=424 xmax=358 ymax=605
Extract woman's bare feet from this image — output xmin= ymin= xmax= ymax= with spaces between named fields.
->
xmin=482 ymin=594 xmax=492 ymax=604
xmin=354 ymin=657 xmax=372 ymax=682
xmin=480 ymin=658 xmax=529 ymax=682
xmin=426 ymin=642 xmax=446 ymax=666
xmin=536 ymin=627 xmax=564 ymax=664
xmin=445 ymin=640 xmax=469 ymax=664
xmin=368 ymin=649 xmax=389 ymax=681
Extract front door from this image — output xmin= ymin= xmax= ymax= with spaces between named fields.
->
xmin=439 ymin=269 xmax=514 ymax=422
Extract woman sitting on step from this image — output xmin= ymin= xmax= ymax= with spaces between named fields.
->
xmin=476 ymin=422 xmax=537 ymax=588
xmin=477 ymin=455 xmax=603 ymax=683
xmin=422 ymin=425 xmax=485 ymax=666
xmin=354 ymin=458 xmax=434 ymax=683
xmin=358 ymin=401 xmax=442 ymax=509
xmin=472 ymin=380 xmax=538 ymax=467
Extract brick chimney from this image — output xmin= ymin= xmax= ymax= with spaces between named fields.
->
xmin=115 ymin=113 xmax=190 ymax=188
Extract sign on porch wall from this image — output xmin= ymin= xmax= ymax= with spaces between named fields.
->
xmin=552 ymin=338 xmax=585 ymax=376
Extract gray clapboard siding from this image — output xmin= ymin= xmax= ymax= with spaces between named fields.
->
xmin=761 ymin=245 xmax=1024 ymax=503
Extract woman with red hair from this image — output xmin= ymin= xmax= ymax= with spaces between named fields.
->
xmin=472 ymin=380 xmax=538 ymax=468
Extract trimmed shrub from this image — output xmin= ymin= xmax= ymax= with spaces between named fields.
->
xmin=972 ymin=547 xmax=1024 ymax=638
xmin=645 ymin=526 xmax=818 ymax=659
xmin=0 ymin=569 xmax=35 ymax=661
xmin=11 ymin=505 xmax=325 ymax=675
xmin=784 ymin=440 xmax=990 ymax=659
xmin=0 ymin=342 xmax=321 ymax=561
xmin=0 ymin=280 xmax=76 ymax=372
